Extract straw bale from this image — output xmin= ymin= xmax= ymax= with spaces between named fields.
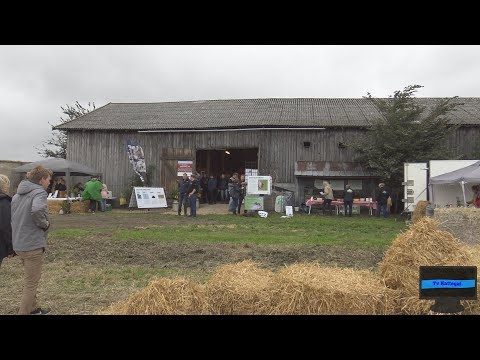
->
xmin=98 ymin=277 xmax=207 ymax=315
xmin=266 ymin=263 xmax=397 ymax=315
xmin=434 ymin=207 xmax=480 ymax=245
xmin=70 ymin=200 xmax=89 ymax=213
xmin=47 ymin=201 xmax=62 ymax=215
xmin=412 ymin=200 xmax=430 ymax=223
xmin=379 ymin=217 xmax=471 ymax=294
xmin=205 ymin=260 xmax=274 ymax=315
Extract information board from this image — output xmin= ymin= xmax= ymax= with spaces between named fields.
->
xmin=133 ymin=187 xmax=168 ymax=208
xmin=247 ymin=176 xmax=272 ymax=195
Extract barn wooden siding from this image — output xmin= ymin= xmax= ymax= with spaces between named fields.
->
xmin=66 ymin=126 xmax=480 ymax=198
xmin=67 ymin=128 xmax=361 ymax=196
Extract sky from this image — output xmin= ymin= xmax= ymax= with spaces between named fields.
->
xmin=1 ymin=45 xmax=480 ymax=162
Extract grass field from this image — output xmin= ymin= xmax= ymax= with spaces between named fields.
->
xmin=0 ymin=210 xmax=406 ymax=315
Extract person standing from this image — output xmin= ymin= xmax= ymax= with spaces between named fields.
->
xmin=177 ymin=173 xmax=190 ymax=216
xmin=321 ymin=181 xmax=334 ymax=215
xmin=82 ymin=176 xmax=103 ymax=213
xmin=100 ymin=181 xmax=109 ymax=212
xmin=343 ymin=184 xmax=354 ymax=217
xmin=11 ymin=165 xmax=52 ymax=315
xmin=207 ymin=174 xmax=217 ymax=204
xmin=0 ymin=174 xmax=14 ymax=268
xmin=375 ymin=182 xmax=390 ymax=218
xmin=228 ymin=174 xmax=240 ymax=215
xmin=237 ymin=174 xmax=247 ymax=214
xmin=218 ymin=173 xmax=228 ymax=203
xmin=187 ymin=173 xmax=199 ymax=217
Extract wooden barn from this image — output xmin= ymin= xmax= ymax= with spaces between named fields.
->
xmin=55 ymin=98 xmax=480 ymax=206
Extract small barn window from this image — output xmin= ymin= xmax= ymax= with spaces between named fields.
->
xmin=338 ymin=142 xmax=346 ymax=149
xmin=303 ymin=141 xmax=311 ymax=148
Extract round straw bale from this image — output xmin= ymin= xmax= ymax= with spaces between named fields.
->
xmin=205 ymin=260 xmax=274 ymax=315
xmin=460 ymin=245 xmax=480 ymax=315
xmin=434 ymin=207 xmax=480 ymax=245
xmin=266 ymin=263 xmax=398 ymax=315
xmin=412 ymin=200 xmax=430 ymax=223
xmin=379 ymin=217 xmax=471 ymax=293
xmin=98 ymin=277 xmax=207 ymax=315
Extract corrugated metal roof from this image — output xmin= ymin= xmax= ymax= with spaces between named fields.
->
xmin=54 ymin=97 xmax=480 ymax=131
xmin=295 ymin=161 xmax=375 ymax=177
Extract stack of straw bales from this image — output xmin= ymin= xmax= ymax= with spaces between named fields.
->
xmin=266 ymin=264 xmax=396 ymax=315
xmin=462 ymin=245 xmax=480 ymax=314
xmin=47 ymin=201 xmax=63 ymax=215
xmin=412 ymin=200 xmax=430 ymax=223
xmin=434 ymin=207 xmax=480 ymax=245
xmin=205 ymin=260 xmax=274 ymax=315
xmin=70 ymin=200 xmax=89 ymax=213
xmin=379 ymin=217 xmax=472 ymax=314
xmin=98 ymin=277 xmax=207 ymax=315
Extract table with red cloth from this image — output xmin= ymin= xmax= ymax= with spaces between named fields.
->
xmin=305 ymin=198 xmax=377 ymax=215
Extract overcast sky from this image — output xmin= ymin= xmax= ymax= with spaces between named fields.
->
xmin=1 ymin=45 xmax=480 ymax=162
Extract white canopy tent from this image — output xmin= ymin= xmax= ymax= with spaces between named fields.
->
xmin=429 ymin=161 xmax=480 ymax=206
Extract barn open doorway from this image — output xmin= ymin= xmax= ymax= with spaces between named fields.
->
xmin=196 ymin=148 xmax=258 ymax=176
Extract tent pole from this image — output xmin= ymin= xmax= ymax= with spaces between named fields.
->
xmin=461 ymin=181 xmax=467 ymax=207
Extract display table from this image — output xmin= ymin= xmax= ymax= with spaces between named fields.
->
xmin=305 ymin=199 xmax=377 ymax=215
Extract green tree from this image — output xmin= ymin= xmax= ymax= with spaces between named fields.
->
xmin=352 ymin=85 xmax=462 ymax=213
xmin=37 ymin=101 xmax=95 ymax=158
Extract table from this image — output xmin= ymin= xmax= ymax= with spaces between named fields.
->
xmin=305 ymin=199 xmax=377 ymax=215
xmin=47 ymin=197 xmax=82 ymax=201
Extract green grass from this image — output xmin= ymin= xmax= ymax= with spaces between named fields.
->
xmin=107 ymin=214 xmax=405 ymax=248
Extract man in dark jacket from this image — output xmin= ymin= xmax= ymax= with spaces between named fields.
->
xmin=218 ymin=174 xmax=228 ymax=203
xmin=11 ymin=165 xmax=52 ymax=315
xmin=343 ymin=184 xmax=354 ymax=217
xmin=187 ymin=173 xmax=199 ymax=217
xmin=177 ymin=173 xmax=190 ymax=216
xmin=375 ymin=182 xmax=390 ymax=218
xmin=207 ymin=175 xmax=217 ymax=205
xmin=0 ymin=174 xmax=14 ymax=267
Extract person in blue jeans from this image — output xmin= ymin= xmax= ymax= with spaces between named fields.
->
xmin=343 ymin=184 xmax=354 ymax=217
xmin=187 ymin=173 xmax=199 ymax=217
xmin=177 ymin=173 xmax=190 ymax=216
xmin=375 ymin=182 xmax=390 ymax=218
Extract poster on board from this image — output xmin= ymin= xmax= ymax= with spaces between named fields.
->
xmin=244 ymin=195 xmax=264 ymax=210
xmin=247 ymin=176 xmax=272 ymax=195
xmin=177 ymin=161 xmax=193 ymax=176
xmin=134 ymin=187 xmax=168 ymax=208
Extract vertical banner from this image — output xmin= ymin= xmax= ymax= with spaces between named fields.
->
xmin=126 ymin=140 xmax=147 ymax=184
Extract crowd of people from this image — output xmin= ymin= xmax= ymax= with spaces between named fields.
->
xmin=177 ymin=171 xmax=248 ymax=216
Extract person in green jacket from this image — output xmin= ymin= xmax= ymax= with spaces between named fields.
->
xmin=82 ymin=176 xmax=103 ymax=213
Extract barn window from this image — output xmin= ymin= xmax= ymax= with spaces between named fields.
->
xmin=303 ymin=141 xmax=311 ymax=148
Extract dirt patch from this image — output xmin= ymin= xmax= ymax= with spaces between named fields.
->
xmin=46 ymin=236 xmax=383 ymax=272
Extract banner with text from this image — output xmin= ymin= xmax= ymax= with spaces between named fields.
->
xmin=177 ymin=160 xmax=193 ymax=176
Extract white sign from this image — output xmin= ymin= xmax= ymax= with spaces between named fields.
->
xmin=134 ymin=187 xmax=167 ymax=208
xmin=247 ymin=176 xmax=272 ymax=195
xmin=285 ymin=206 xmax=293 ymax=217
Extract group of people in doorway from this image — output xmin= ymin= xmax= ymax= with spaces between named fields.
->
xmin=176 ymin=171 xmax=247 ymax=216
